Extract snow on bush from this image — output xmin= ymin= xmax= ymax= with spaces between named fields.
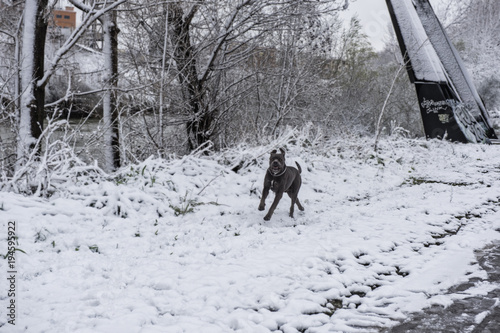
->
xmin=2 ymin=131 xmax=500 ymax=332
xmin=2 ymin=120 xmax=106 ymax=196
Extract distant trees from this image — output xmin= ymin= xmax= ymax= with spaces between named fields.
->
xmin=448 ymin=0 xmax=500 ymax=111
xmin=120 ymin=0 xmax=350 ymax=153
xmin=0 ymin=0 xmax=424 ymax=176
xmin=3 ymin=0 xmax=499 ymax=181
xmin=325 ymin=17 xmax=379 ymax=132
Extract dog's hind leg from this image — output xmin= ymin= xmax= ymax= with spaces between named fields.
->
xmin=296 ymin=197 xmax=304 ymax=211
xmin=287 ymin=192 xmax=301 ymax=218
xmin=288 ymin=192 xmax=304 ymax=217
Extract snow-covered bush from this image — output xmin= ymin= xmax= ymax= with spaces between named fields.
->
xmin=2 ymin=120 xmax=105 ymax=196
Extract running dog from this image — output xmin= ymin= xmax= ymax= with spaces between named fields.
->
xmin=258 ymin=148 xmax=304 ymax=220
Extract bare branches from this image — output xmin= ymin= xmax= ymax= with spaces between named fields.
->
xmin=39 ymin=0 xmax=128 ymax=89
xmin=184 ymin=1 xmax=203 ymax=26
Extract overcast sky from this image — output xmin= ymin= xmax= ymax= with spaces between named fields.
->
xmin=344 ymin=0 xmax=390 ymax=50
xmin=344 ymin=0 xmax=443 ymax=51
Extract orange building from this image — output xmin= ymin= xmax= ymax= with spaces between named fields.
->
xmin=53 ymin=6 xmax=77 ymax=29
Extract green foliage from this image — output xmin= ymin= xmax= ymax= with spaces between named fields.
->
xmin=169 ymin=191 xmax=221 ymax=217
xmin=2 ymin=246 xmax=26 ymax=259
xmin=368 ymin=154 xmax=385 ymax=166
xmin=73 ymin=244 xmax=100 ymax=253
xmin=169 ymin=192 xmax=196 ymax=216
xmin=404 ymin=177 xmax=470 ymax=187
xmin=88 ymin=245 xmax=99 ymax=253
xmin=114 ymin=165 xmax=156 ymax=187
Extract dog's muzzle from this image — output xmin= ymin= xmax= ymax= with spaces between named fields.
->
xmin=271 ymin=161 xmax=283 ymax=174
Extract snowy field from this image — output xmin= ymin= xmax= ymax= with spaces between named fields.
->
xmin=2 ymin=136 xmax=500 ymax=332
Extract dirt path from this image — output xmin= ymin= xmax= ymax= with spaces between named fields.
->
xmin=386 ymin=240 xmax=500 ymax=333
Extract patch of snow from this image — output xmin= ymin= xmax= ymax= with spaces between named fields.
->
xmin=474 ymin=310 xmax=489 ymax=324
xmin=2 ymin=136 xmax=500 ymax=332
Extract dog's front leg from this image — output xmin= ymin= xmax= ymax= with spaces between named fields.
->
xmin=264 ymin=191 xmax=283 ymax=221
xmin=258 ymin=187 xmax=270 ymax=211
xmin=258 ymin=178 xmax=271 ymax=211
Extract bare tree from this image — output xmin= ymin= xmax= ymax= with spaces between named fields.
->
xmin=12 ymin=0 xmax=127 ymax=172
xmin=0 ymin=2 xmax=23 ymax=171
xmin=149 ymin=0 xmax=350 ymax=151
xmin=17 ymin=0 xmax=49 ymax=169
xmin=102 ymin=8 xmax=121 ymax=170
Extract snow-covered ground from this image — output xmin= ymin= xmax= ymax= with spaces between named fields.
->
xmin=2 ymin=136 xmax=500 ymax=332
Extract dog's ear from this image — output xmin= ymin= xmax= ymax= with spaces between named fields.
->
xmin=270 ymin=149 xmax=277 ymax=154
xmin=279 ymin=148 xmax=286 ymax=156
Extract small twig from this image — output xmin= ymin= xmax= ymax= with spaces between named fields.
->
xmin=197 ymin=171 xmax=223 ymax=195
xmin=374 ymin=63 xmax=405 ymax=151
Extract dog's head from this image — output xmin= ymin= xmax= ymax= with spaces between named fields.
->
xmin=269 ymin=148 xmax=286 ymax=175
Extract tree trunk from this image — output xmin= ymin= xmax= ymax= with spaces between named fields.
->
xmin=17 ymin=0 xmax=48 ymax=168
xmin=167 ymin=3 xmax=212 ymax=151
xmin=102 ymin=10 xmax=121 ymax=171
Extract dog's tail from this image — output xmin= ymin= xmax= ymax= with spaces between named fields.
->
xmin=295 ymin=162 xmax=302 ymax=174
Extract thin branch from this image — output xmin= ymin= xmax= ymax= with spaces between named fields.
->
xmin=374 ymin=63 xmax=405 ymax=151
xmin=184 ymin=1 xmax=203 ymax=26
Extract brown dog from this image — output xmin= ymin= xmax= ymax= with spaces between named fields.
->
xmin=258 ymin=148 xmax=304 ymax=221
